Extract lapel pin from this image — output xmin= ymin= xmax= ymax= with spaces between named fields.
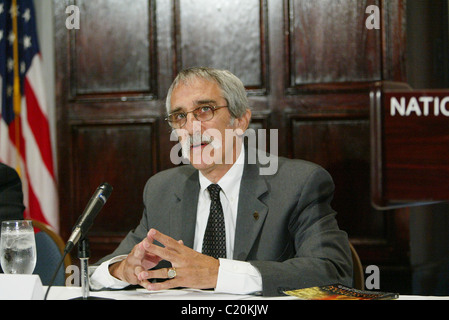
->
xmin=253 ymin=212 xmax=259 ymax=221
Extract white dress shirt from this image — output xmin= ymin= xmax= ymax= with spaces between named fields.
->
xmin=90 ymin=145 xmax=262 ymax=294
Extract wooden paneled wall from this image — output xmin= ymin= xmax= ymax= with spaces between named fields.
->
xmin=54 ymin=0 xmax=411 ymax=292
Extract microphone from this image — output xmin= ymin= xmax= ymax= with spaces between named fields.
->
xmin=64 ymin=182 xmax=113 ymax=254
xmin=44 ymin=182 xmax=113 ymax=300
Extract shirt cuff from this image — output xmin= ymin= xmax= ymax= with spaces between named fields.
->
xmin=215 ymin=258 xmax=262 ymax=295
xmin=89 ymin=255 xmax=130 ymax=291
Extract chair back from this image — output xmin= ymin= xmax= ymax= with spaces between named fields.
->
xmin=349 ymin=242 xmax=364 ymax=290
xmin=32 ymin=220 xmax=71 ymax=286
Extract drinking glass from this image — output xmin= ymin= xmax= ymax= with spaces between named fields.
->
xmin=0 ymin=220 xmax=37 ymax=274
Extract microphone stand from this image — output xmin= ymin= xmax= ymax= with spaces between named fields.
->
xmin=71 ymin=237 xmax=112 ymax=300
xmin=79 ymin=237 xmax=90 ymax=299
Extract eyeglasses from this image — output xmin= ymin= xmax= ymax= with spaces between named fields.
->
xmin=165 ymin=105 xmax=228 ymax=129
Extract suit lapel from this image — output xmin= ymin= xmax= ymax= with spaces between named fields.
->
xmin=171 ymin=168 xmax=199 ymax=249
xmin=233 ymin=161 xmax=268 ymax=261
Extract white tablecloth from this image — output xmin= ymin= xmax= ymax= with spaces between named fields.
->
xmin=44 ymin=286 xmax=295 ymax=300
xmin=44 ymin=286 xmax=449 ymax=300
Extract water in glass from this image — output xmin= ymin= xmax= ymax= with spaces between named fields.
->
xmin=0 ymin=220 xmax=37 ymax=274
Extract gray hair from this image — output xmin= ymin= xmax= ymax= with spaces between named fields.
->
xmin=165 ymin=67 xmax=250 ymax=119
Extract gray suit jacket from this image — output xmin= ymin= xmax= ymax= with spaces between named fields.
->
xmin=98 ymin=153 xmax=353 ymax=296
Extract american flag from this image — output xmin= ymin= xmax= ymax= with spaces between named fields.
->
xmin=0 ymin=0 xmax=58 ymax=230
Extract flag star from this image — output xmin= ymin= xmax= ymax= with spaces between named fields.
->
xmin=22 ymin=8 xmax=31 ymax=22
xmin=7 ymin=58 xmax=14 ymax=72
xmin=6 ymin=86 xmax=13 ymax=97
xmin=0 ymin=30 xmax=3 ymax=42
xmin=23 ymin=35 xmax=32 ymax=49
xmin=21 ymin=62 xmax=26 ymax=74
xmin=0 ymin=3 xmax=4 ymax=15
xmin=8 ymin=31 xmax=15 ymax=45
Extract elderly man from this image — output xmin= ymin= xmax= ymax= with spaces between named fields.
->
xmin=90 ymin=67 xmax=352 ymax=296
xmin=0 ymin=163 xmax=25 ymax=274
xmin=0 ymin=162 xmax=25 ymax=223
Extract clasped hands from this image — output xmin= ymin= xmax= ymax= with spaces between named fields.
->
xmin=109 ymin=229 xmax=220 ymax=291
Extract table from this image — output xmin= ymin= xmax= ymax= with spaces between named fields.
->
xmin=45 ymin=286 xmax=449 ymax=300
xmin=45 ymin=286 xmax=294 ymax=300
xmin=40 ymin=287 xmax=449 ymax=320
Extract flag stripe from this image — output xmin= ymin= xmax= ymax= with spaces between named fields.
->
xmin=24 ymin=76 xmax=54 ymax=176
xmin=24 ymin=54 xmax=48 ymax=117
xmin=7 ymin=114 xmax=25 ymax=162
xmin=21 ymin=96 xmax=58 ymax=229
xmin=24 ymin=168 xmax=49 ymax=225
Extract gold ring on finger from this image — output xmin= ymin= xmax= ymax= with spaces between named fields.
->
xmin=167 ymin=267 xmax=177 ymax=279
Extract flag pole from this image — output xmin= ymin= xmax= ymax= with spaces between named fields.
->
xmin=11 ymin=0 xmax=21 ymax=177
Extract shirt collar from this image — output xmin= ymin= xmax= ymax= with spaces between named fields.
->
xmin=199 ymin=144 xmax=245 ymax=197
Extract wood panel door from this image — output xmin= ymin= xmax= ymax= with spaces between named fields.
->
xmin=54 ymin=0 xmax=411 ymax=293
